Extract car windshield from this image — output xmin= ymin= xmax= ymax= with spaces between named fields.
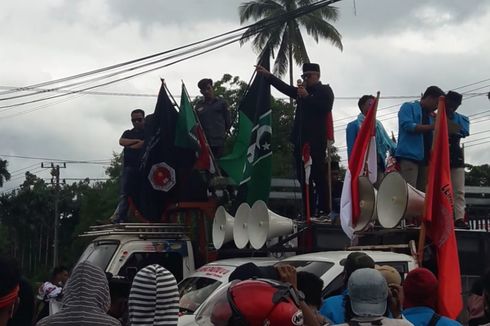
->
xmin=283 ymin=260 xmax=334 ymax=277
xmin=178 ymin=277 xmax=222 ymax=313
xmin=78 ymin=240 xmax=119 ymax=271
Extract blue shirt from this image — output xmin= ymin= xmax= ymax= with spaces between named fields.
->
xmin=403 ymin=306 xmax=461 ymax=326
xmin=319 ymin=289 xmax=348 ymax=324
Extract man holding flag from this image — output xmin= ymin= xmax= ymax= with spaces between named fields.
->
xmin=340 ymin=93 xmax=379 ymax=239
xmin=256 ymin=63 xmax=334 ymax=217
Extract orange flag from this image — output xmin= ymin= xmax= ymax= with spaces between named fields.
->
xmin=423 ymin=96 xmax=462 ymax=318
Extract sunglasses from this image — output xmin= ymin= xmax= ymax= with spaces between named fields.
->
xmin=131 ymin=118 xmax=143 ymax=123
xmin=301 ymin=72 xmax=317 ymax=79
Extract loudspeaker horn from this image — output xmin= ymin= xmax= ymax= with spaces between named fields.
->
xmin=248 ymin=200 xmax=295 ymax=249
xmin=233 ymin=203 xmax=251 ymax=249
xmin=212 ymin=206 xmax=234 ymax=249
xmin=354 ymin=176 xmax=378 ymax=232
xmin=377 ymin=172 xmax=425 ymax=228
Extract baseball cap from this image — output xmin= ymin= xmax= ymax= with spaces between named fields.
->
xmin=340 ymin=252 xmax=375 ymax=276
xmin=348 ymin=268 xmax=388 ymax=317
xmin=375 ymin=265 xmax=402 ymax=286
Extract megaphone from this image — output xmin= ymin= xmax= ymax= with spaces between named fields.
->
xmin=212 ymin=206 xmax=234 ymax=249
xmin=248 ymin=200 xmax=295 ymax=249
xmin=377 ymin=172 xmax=425 ymax=228
xmin=354 ymin=176 xmax=377 ymax=232
xmin=233 ymin=203 xmax=251 ymax=249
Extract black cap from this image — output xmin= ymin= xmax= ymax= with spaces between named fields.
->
xmin=446 ymin=91 xmax=463 ymax=107
xmin=197 ymin=78 xmax=213 ymax=90
xmin=340 ymin=252 xmax=375 ymax=276
xmin=229 ymin=263 xmax=279 ymax=281
xmin=302 ymin=63 xmax=320 ymax=73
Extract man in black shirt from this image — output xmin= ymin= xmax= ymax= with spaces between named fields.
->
xmin=256 ymin=63 xmax=334 ymax=216
xmin=114 ymin=109 xmax=145 ymax=223
xmin=196 ymin=78 xmax=231 ymax=158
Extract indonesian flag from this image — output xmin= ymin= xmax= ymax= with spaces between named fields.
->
xmin=302 ymin=143 xmax=312 ymax=186
xmin=340 ymin=94 xmax=378 ymax=239
xmin=423 ymin=96 xmax=462 ymax=318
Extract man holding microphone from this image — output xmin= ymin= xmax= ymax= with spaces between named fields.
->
xmin=256 ymin=63 xmax=334 ymax=217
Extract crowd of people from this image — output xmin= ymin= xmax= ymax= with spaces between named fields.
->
xmin=2 ymin=253 xmax=490 ymax=325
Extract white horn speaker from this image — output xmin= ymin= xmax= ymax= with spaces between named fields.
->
xmin=377 ymin=172 xmax=425 ymax=228
xmin=248 ymin=200 xmax=295 ymax=249
xmin=354 ymin=176 xmax=378 ymax=232
xmin=233 ymin=203 xmax=251 ymax=249
xmin=212 ymin=206 xmax=234 ymax=249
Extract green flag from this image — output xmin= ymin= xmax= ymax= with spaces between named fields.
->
xmin=220 ymin=53 xmax=272 ymax=205
xmin=175 ymin=84 xmax=199 ymax=150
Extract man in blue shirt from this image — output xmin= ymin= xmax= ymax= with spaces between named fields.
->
xmin=346 ymin=95 xmax=396 ymax=185
xmin=395 ymin=86 xmax=445 ymax=191
xmin=319 ymin=252 xmax=375 ymax=323
xmin=403 ymin=268 xmax=461 ymax=326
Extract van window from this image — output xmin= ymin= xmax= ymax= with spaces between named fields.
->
xmin=78 ymin=241 xmax=119 ymax=271
xmin=178 ymin=277 xmax=222 ymax=313
xmin=118 ymin=252 xmax=184 ymax=282
xmin=283 ymin=261 xmax=334 ymax=277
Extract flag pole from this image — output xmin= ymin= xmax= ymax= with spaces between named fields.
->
xmin=181 ymin=82 xmax=222 ymax=177
xmin=327 ymin=142 xmax=332 ymax=213
xmin=416 ymin=96 xmax=445 ymax=266
xmin=362 ymin=92 xmax=380 ymax=178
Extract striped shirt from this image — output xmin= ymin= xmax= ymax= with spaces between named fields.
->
xmin=129 ymin=264 xmax=179 ymax=326
xmin=36 ymin=261 xmax=120 ymax=326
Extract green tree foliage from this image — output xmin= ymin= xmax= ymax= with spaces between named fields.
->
xmin=0 ymin=159 xmax=11 ymax=187
xmin=465 ymin=164 xmax=490 ymax=186
xmin=239 ymin=0 xmax=342 ymax=86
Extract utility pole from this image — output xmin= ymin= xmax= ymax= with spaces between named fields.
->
xmin=41 ymin=162 xmax=66 ymax=268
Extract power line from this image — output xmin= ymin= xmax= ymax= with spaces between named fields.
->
xmin=0 ymin=154 xmax=111 ymax=164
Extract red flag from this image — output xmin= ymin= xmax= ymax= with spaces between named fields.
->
xmin=194 ymin=125 xmax=215 ymax=173
xmin=326 ymin=111 xmax=334 ymax=143
xmin=423 ymin=96 xmax=462 ymax=318
xmin=347 ymin=96 xmax=378 ymax=226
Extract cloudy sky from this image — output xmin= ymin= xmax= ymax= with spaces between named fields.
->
xmin=1 ymin=0 xmax=489 ymax=192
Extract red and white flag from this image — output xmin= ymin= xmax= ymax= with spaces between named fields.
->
xmin=302 ymin=143 xmax=312 ymax=186
xmin=340 ymin=94 xmax=378 ymax=239
xmin=194 ymin=125 xmax=216 ymax=174
xmin=422 ymin=96 xmax=462 ymax=318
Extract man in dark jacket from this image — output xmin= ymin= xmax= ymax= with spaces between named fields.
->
xmin=196 ymin=78 xmax=231 ymax=159
xmin=256 ymin=63 xmax=334 ymax=216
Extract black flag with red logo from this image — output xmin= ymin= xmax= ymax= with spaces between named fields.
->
xmin=138 ymin=80 xmax=194 ymax=221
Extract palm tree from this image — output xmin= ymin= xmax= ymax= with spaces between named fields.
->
xmin=0 ymin=159 xmax=11 ymax=187
xmin=239 ymin=0 xmax=343 ymax=87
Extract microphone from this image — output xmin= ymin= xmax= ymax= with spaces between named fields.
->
xmin=297 ymin=79 xmax=303 ymax=87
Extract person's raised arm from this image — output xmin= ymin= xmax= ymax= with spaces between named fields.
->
xmin=256 ymin=65 xmax=297 ymax=99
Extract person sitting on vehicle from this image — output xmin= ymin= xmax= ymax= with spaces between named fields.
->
xmin=128 ymin=264 xmax=179 ymax=326
xmin=298 ymin=271 xmax=332 ymax=325
xmin=320 ymin=252 xmax=375 ymax=323
xmin=36 ymin=261 xmax=120 ymax=326
xmin=402 ymin=268 xmax=461 ymax=326
xmin=0 ymin=257 xmax=20 ymax=326
xmin=35 ymin=265 xmax=69 ymax=322
xmin=338 ymin=268 xmax=413 ymax=326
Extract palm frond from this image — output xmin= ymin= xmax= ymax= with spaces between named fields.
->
xmin=239 ymin=0 xmax=284 ymax=23
xmin=273 ymin=28 xmax=290 ymax=77
xmin=290 ymin=21 xmax=310 ymax=64
xmin=298 ymin=13 xmax=343 ymax=50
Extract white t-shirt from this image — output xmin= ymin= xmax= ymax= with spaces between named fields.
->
xmin=37 ymin=281 xmax=62 ymax=301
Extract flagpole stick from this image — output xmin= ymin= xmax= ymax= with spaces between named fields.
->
xmin=327 ymin=143 xmax=332 ymax=213
xmin=362 ymin=92 xmax=380 ymax=177
xmin=182 ymin=82 xmax=223 ymax=178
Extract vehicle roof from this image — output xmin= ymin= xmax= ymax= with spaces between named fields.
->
xmin=89 ymin=234 xmax=190 ymax=242
xmin=282 ymin=250 xmax=414 ymax=263
xmin=204 ymin=257 xmax=279 ymax=267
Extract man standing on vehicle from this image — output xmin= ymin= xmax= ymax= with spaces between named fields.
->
xmin=196 ymin=78 xmax=231 ymax=159
xmin=113 ymin=109 xmax=145 ymax=223
xmin=256 ymin=63 xmax=334 ymax=217
xmin=395 ymin=86 xmax=445 ymax=191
